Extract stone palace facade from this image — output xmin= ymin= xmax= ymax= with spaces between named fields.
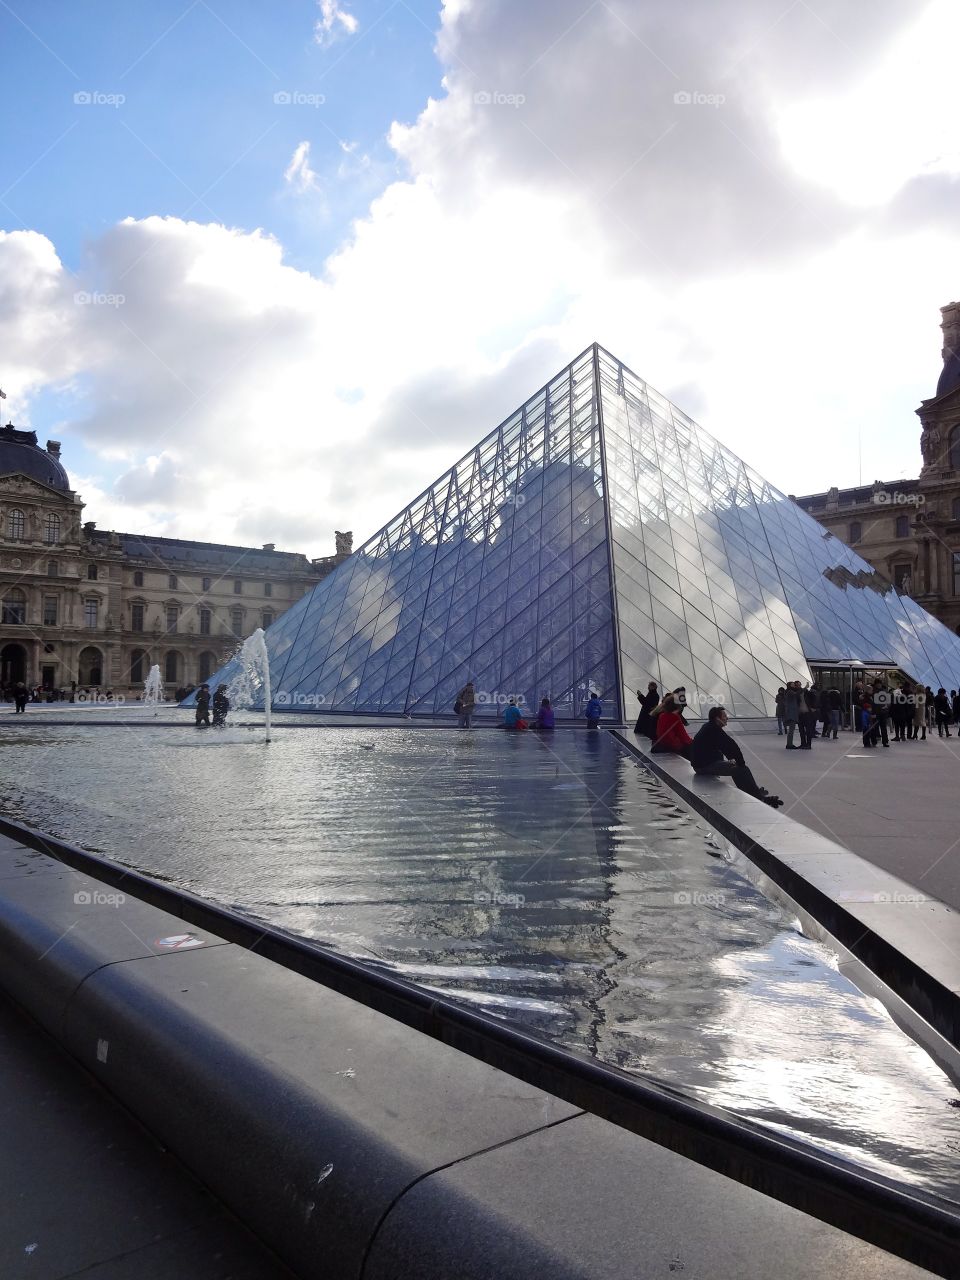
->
xmin=0 ymin=430 xmax=350 ymax=694
xmin=797 ymin=301 xmax=960 ymax=636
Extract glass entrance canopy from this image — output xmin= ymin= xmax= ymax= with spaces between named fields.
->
xmin=209 ymin=346 xmax=960 ymax=719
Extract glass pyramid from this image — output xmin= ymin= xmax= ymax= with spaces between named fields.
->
xmin=213 ymin=345 xmax=960 ymax=719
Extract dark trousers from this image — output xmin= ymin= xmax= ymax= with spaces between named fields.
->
xmin=937 ymin=713 xmax=952 ymax=737
xmin=694 ymin=759 xmax=764 ymax=799
xmin=196 ymin=705 xmax=210 ymax=725
xmin=798 ymin=713 xmax=812 ymax=747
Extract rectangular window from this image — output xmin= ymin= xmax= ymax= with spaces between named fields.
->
xmin=954 ymin=553 xmax=960 ymax=597
xmin=84 ymin=599 xmax=98 ymax=629
xmin=894 ymin=564 xmax=911 ymax=591
xmin=131 ymin=603 xmax=144 ymax=632
xmin=233 ymin=579 xmax=242 ymax=594
xmin=264 ymin=582 xmax=272 ymax=597
xmin=168 ymin=574 xmax=178 ymax=590
xmin=166 ymin=605 xmax=178 ymax=633
xmin=47 ymin=559 xmax=58 ymax=577
xmin=231 ymin=607 xmax=243 ymax=634
xmin=133 ymin=570 xmax=143 ymax=587
xmin=42 ymin=596 xmax=58 ymax=626
xmin=202 ymin=576 xmax=212 ymax=592
xmin=262 ymin=610 xmax=274 ymax=629
xmin=200 ymin=607 xmax=211 ymax=635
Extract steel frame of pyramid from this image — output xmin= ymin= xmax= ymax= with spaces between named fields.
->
xmin=215 ymin=344 xmax=960 ymax=719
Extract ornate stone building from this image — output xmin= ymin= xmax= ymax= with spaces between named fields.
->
xmin=797 ymin=302 xmax=960 ymax=635
xmin=0 ymin=430 xmax=350 ymax=694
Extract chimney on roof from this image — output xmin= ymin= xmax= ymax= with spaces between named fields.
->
xmin=262 ymin=542 xmax=275 ymax=551
xmin=46 ymin=440 xmax=61 ymax=458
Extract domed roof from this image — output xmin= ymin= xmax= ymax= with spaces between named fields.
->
xmin=0 ymin=426 xmax=71 ymax=492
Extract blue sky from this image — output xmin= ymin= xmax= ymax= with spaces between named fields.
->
xmin=1 ymin=1 xmax=957 ymax=555
xmin=3 ymin=1 xmax=440 ymax=271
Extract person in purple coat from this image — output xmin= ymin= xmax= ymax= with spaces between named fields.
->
xmin=535 ymin=697 xmax=555 ymax=731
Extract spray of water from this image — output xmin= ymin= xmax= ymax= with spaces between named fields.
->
xmin=143 ymin=665 xmax=163 ymax=716
xmin=230 ymin=629 xmax=272 ymax=743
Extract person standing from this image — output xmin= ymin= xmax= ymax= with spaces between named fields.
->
xmin=774 ymin=687 xmax=786 ymax=735
xmin=13 ymin=682 xmax=27 ymax=713
xmin=891 ymin=684 xmax=910 ymax=742
xmin=925 ymin=687 xmax=936 ymax=732
xmin=212 ymin=685 xmax=230 ymax=728
xmin=634 ymin=682 xmax=659 ymax=738
xmin=784 ymin=681 xmax=803 ymax=749
xmin=952 ymin=689 xmax=960 ymax=727
xmin=584 ymin=692 xmax=602 ymax=731
xmin=690 ymin=707 xmax=782 ymax=807
xmin=803 ymin=684 xmax=820 ymax=740
xmin=934 ymin=688 xmax=952 ymax=738
xmin=871 ymin=680 xmax=891 ymax=748
xmin=456 ymin=681 xmax=476 ymax=729
xmin=195 ymin=683 xmax=211 ymax=727
xmin=911 ymin=686 xmax=927 ymax=741
xmin=827 ymin=684 xmax=842 ymax=740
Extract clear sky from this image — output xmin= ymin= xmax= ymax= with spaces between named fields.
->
xmin=2 ymin=0 xmax=958 ymax=556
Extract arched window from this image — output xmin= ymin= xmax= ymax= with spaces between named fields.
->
xmin=129 ymin=649 xmax=147 ymax=684
xmin=2 ymin=589 xmax=26 ymax=624
xmin=78 ymin=646 xmax=102 ymax=685
xmin=44 ymin=513 xmax=60 ymax=544
xmin=849 ymin=521 xmax=862 ymax=544
xmin=950 ymin=426 xmax=960 ymax=471
xmin=7 ymin=509 xmax=24 ymax=541
xmin=895 ymin=514 xmax=910 ymax=538
xmin=164 ymin=650 xmax=180 ymax=684
xmin=87 ymin=564 xmax=98 ymax=580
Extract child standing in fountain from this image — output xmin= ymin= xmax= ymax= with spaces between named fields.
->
xmin=212 ymin=685 xmax=230 ymax=728
xmin=195 ymin=683 xmax=211 ymax=727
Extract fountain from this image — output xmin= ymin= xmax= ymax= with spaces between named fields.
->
xmin=143 ymin=664 xmax=163 ymax=715
xmin=231 ymin=629 xmax=272 ymax=743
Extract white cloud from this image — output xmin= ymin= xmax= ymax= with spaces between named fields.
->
xmin=5 ymin=0 xmax=960 ymax=562
xmin=284 ymin=140 xmax=320 ymax=193
xmin=314 ymin=0 xmax=358 ymax=46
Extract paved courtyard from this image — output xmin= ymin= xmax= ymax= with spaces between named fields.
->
xmin=731 ymin=723 xmax=960 ymax=913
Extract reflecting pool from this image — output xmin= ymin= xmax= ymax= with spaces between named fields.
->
xmin=2 ymin=716 xmax=959 ymax=1200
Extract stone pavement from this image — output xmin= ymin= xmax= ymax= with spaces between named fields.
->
xmin=0 ymin=991 xmax=292 ymax=1280
xmin=731 ymin=722 xmax=960 ymax=913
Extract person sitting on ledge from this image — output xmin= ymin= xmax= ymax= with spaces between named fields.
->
xmin=650 ymin=694 xmax=693 ymax=760
xmin=534 ymin=697 xmax=555 ymax=731
xmin=689 ymin=707 xmax=783 ymax=808
xmin=502 ymin=698 xmax=527 ymax=731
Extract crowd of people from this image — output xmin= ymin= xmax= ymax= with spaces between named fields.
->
xmin=634 ymin=681 xmax=783 ymax=808
xmin=773 ymin=679 xmax=960 ymax=749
